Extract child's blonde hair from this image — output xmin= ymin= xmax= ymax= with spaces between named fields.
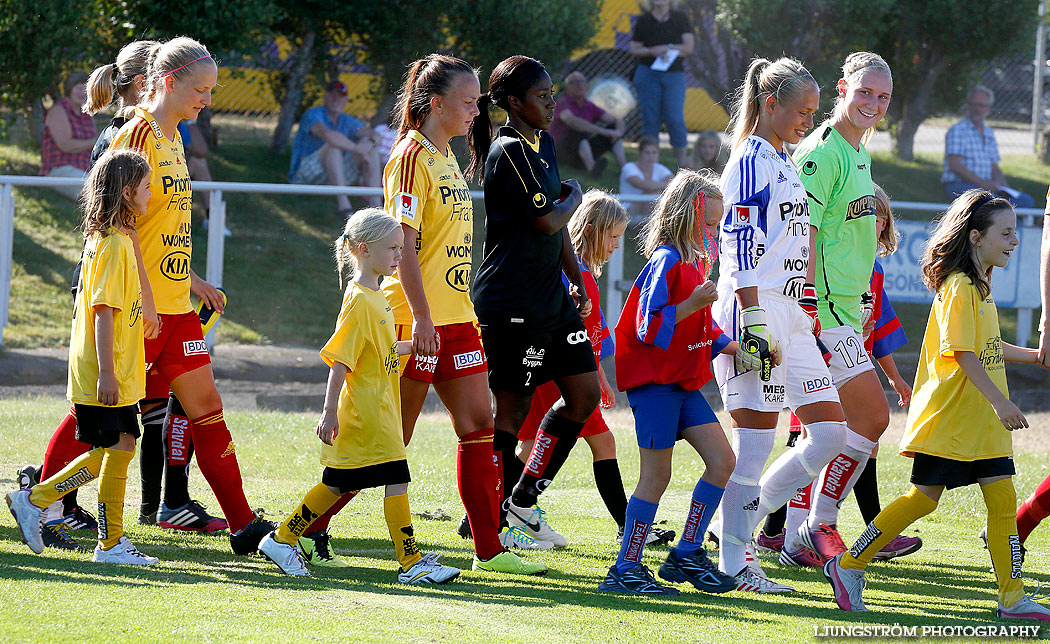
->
xmin=334 ymin=208 xmax=401 ymax=286
xmin=567 ymin=190 xmax=629 ymax=277
xmin=640 ymin=169 xmax=722 ymax=266
xmin=833 ymin=52 xmax=892 ymax=145
xmin=920 ymin=189 xmax=1012 ymax=299
xmin=145 ymin=37 xmax=216 ymax=104
xmin=84 ymin=40 xmax=160 ymax=116
xmin=729 ymin=57 xmax=817 ymax=151
xmin=872 ymin=183 xmax=899 ymax=257
xmin=79 ymin=149 xmax=150 ymax=238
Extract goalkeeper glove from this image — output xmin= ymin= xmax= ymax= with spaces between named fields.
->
xmin=799 ymin=283 xmax=820 ymax=336
xmin=737 ymin=306 xmax=780 ymax=381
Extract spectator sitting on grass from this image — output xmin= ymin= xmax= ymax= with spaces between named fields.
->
xmin=619 ymin=136 xmax=672 ymax=219
xmin=289 ymin=80 xmax=382 ymax=215
xmin=942 ymin=85 xmax=1034 ymax=209
xmin=551 ymin=71 xmax=627 ymax=178
xmin=40 ymin=72 xmax=97 ymax=200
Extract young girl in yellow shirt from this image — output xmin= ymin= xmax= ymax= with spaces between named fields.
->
xmin=824 ymin=189 xmax=1050 ymax=621
xmin=258 ymin=208 xmax=459 ymax=584
xmin=8 ymin=149 xmax=157 ymax=565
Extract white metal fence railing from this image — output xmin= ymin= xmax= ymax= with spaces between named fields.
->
xmin=0 ymin=175 xmax=1044 ymax=349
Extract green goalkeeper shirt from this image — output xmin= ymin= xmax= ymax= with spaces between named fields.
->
xmin=794 ymin=123 xmax=877 ymax=332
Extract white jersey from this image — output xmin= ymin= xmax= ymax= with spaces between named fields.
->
xmin=717 ymin=135 xmax=810 ymax=300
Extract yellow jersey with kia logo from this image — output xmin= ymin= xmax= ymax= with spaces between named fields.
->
xmin=110 ymin=107 xmax=193 ymax=315
xmin=381 ymin=130 xmax=476 ymax=326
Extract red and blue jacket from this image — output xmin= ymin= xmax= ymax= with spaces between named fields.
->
xmin=866 ymin=259 xmax=907 ymax=359
xmin=615 ymin=246 xmax=730 ymax=391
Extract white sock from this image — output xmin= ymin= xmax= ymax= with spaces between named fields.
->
xmin=809 ymin=429 xmax=877 ymax=528
xmin=43 ymin=500 xmax=63 ymax=524
xmin=758 ymin=421 xmax=846 ymax=519
xmin=719 ymin=427 xmax=775 ymax=575
xmin=782 ymin=484 xmax=812 ymax=552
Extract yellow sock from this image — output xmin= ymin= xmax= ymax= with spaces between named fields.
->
xmin=982 ymin=477 xmax=1025 ymax=607
xmin=97 ymin=446 xmax=135 ymax=549
xmin=384 ymin=493 xmax=422 ymax=570
xmin=276 ymin=483 xmax=341 ymax=545
xmin=841 ymin=486 xmax=937 ymax=570
xmin=29 ymin=448 xmax=105 ymax=509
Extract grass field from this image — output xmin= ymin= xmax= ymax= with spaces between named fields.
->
xmin=2 ymin=398 xmax=1050 ymax=643
xmin=2 ymin=116 xmax=1048 ymax=351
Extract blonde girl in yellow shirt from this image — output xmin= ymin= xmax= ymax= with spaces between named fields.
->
xmin=8 ymin=150 xmax=159 ymax=565
xmin=257 ymin=208 xmax=460 ymax=584
xmin=824 ymin=189 xmax=1050 ymax=622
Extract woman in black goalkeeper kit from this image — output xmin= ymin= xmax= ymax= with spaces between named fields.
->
xmin=467 ymin=55 xmax=600 ymax=549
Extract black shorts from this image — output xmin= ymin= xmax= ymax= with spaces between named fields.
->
xmin=910 ymin=453 xmax=1015 ymax=490
xmin=482 ymin=316 xmax=597 ymax=393
xmin=73 ymin=404 xmax=140 ymax=448
xmin=321 ymin=460 xmax=411 ymax=494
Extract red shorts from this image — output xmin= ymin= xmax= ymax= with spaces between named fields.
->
xmin=517 ymin=380 xmax=609 ymax=441
xmin=144 ymin=311 xmax=211 ymax=399
xmin=397 ymin=321 xmax=488 ymax=384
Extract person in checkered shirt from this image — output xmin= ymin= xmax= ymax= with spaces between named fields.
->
xmin=942 ymin=85 xmax=1034 ymax=208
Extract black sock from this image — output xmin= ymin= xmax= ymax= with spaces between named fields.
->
xmin=493 ymin=429 xmax=523 ymax=527
xmin=592 ymin=458 xmax=628 ymax=529
xmin=763 ymin=504 xmax=787 ymax=536
xmin=853 ymin=457 xmax=881 ymax=525
xmin=162 ymin=394 xmax=192 ymax=509
xmin=62 ymin=489 xmax=79 ymax=514
xmin=138 ymin=401 xmax=167 ymax=516
xmin=510 ymin=410 xmax=583 ymax=509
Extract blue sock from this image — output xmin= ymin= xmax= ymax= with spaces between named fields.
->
xmin=674 ymin=478 xmax=724 ymax=558
xmin=615 ymin=496 xmax=658 ymax=573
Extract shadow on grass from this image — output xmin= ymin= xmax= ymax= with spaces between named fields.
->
xmin=2 ymin=526 xmax=1027 ymax=626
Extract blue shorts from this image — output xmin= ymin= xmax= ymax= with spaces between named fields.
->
xmin=626 ymin=383 xmax=719 ymax=449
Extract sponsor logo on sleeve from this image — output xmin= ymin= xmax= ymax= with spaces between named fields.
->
xmin=732 ymin=204 xmax=757 ymax=228
xmin=398 ymin=192 xmax=419 ymax=221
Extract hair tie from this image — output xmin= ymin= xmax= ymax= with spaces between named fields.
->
xmin=162 ymin=55 xmax=211 ymax=77
xmin=973 ymin=192 xmax=997 ymax=211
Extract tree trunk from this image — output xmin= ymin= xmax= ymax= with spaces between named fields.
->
xmin=269 ymin=29 xmax=317 ymax=154
xmin=891 ymin=49 xmax=945 ymax=161
xmin=196 ymin=107 xmax=214 ymax=149
xmin=25 ymin=98 xmax=44 ymax=147
xmin=1040 ymin=121 xmax=1050 ymax=164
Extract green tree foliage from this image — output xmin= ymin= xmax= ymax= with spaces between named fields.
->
xmin=715 ymin=0 xmax=1040 ymax=159
xmin=0 ymin=0 xmax=106 ymax=142
xmin=443 ymin=0 xmax=602 ymax=81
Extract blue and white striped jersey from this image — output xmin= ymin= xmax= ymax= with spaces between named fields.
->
xmin=717 ymin=135 xmax=811 ymax=300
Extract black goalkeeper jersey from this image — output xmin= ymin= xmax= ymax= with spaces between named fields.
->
xmin=473 ymin=126 xmax=577 ymax=331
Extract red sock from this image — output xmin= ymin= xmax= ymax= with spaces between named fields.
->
xmin=306 ymin=490 xmax=359 ymax=534
xmin=458 ymin=429 xmax=503 ymax=560
xmin=1018 ymin=472 xmax=1050 ymax=543
xmin=190 ymin=409 xmax=256 ymax=533
xmin=41 ymin=408 xmax=91 ymax=479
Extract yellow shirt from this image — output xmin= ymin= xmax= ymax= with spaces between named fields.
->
xmin=319 ymin=283 xmax=406 ymax=469
xmin=110 ymin=107 xmax=193 ymax=315
xmin=68 ymin=230 xmax=145 ymax=407
xmin=901 ymin=272 xmax=1010 ymax=461
xmin=381 ymin=130 xmax=476 ymax=326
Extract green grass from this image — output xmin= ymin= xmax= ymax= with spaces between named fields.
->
xmin=2 ymin=117 xmax=1049 ymax=350
xmin=2 ymin=398 xmax=1050 ymax=643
